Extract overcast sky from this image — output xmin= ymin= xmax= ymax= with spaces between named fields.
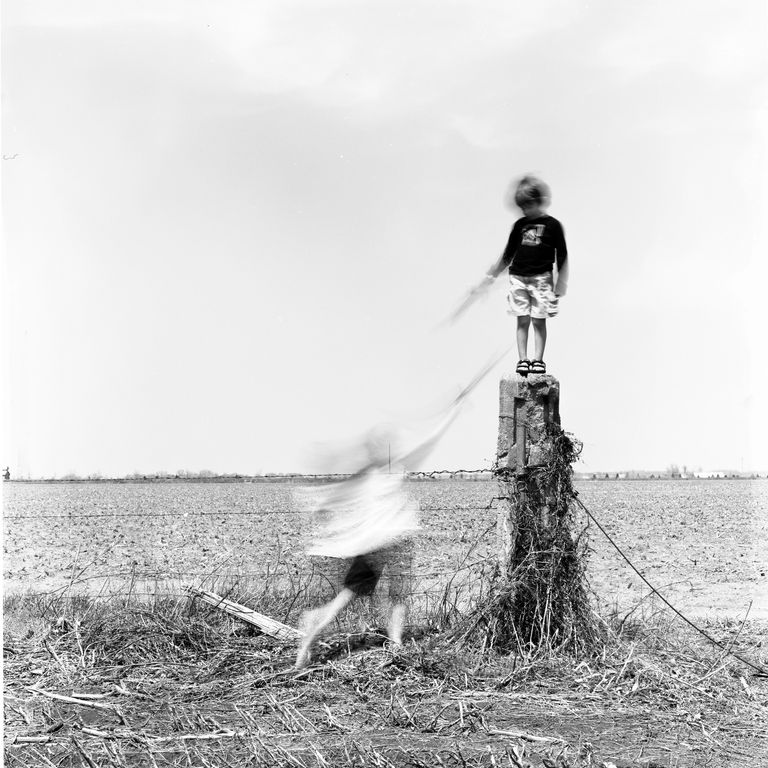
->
xmin=2 ymin=0 xmax=766 ymax=477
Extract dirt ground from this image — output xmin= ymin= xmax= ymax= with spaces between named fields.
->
xmin=3 ymin=598 xmax=768 ymax=767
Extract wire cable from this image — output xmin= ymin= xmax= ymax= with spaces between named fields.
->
xmin=572 ymin=493 xmax=767 ymax=677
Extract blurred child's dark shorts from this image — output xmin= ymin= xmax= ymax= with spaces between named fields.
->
xmin=343 ymin=539 xmax=414 ymax=599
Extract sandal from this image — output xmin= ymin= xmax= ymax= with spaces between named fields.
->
xmin=515 ymin=359 xmax=530 ymax=376
xmin=529 ymin=359 xmax=546 ymax=374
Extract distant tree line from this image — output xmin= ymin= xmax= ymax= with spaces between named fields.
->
xmin=5 ymin=467 xmax=766 ymax=482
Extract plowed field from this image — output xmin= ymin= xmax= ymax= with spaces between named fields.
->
xmin=4 ymin=479 xmax=767 ymax=619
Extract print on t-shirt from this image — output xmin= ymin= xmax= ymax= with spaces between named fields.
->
xmin=521 ymin=224 xmax=545 ymax=246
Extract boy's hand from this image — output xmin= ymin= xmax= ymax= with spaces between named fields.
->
xmin=441 ymin=275 xmax=495 ymax=327
xmin=471 ymin=274 xmax=495 ymax=294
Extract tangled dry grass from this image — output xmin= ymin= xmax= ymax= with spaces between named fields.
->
xmin=461 ymin=427 xmax=600 ymax=657
xmin=4 ymin=576 xmax=767 ymax=768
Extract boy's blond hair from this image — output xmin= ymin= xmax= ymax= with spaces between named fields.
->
xmin=512 ymin=175 xmax=551 ymax=208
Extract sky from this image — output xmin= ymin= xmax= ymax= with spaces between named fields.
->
xmin=2 ymin=0 xmax=767 ymax=478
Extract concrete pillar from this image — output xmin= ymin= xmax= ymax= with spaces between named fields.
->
xmin=480 ymin=372 xmax=593 ymax=650
xmin=497 ymin=374 xmax=561 ymax=474
xmin=496 ymin=374 xmax=562 ymax=566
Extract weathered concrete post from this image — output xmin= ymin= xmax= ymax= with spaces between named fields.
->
xmin=496 ymin=374 xmax=561 ymax=565
xmin=489 ymin=372 xmax=593 ymax=649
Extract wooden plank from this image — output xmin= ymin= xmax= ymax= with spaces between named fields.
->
xmin=185 ymin=586 xmax=302 ymax=641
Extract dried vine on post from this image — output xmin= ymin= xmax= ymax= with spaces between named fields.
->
xmin=458 ymin=374 xmax=600 ymax=654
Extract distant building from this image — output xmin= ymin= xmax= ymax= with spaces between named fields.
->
xmin=693 ymin=470 xmax=728 ymax=479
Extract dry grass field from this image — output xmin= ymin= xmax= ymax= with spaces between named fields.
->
xmin=3 ymin=479 xmax=767 ymax=766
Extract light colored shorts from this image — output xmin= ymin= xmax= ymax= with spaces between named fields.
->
xmin=507 ymin=272 xmax=559 ymax=319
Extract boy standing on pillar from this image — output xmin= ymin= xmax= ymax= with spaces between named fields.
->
xmin=476 ymin=175 xmax=569 ymax=376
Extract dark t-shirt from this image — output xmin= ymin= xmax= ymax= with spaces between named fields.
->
xmin=499 ymin=215 xmax=568 ymax=277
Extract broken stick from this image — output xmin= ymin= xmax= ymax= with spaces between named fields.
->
xmin=185 ymin=586 xmax=302 ymax=641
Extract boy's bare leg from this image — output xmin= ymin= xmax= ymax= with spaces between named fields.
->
xmin=388 ymin=603 xmax=406 ymax=647
xmin=295 ymin=587 xmax=355 ymax=669
xmin=516 ymin=315 xmax=531 ymax=360
xmin=531 ymin=318 xmax=547 ymax=361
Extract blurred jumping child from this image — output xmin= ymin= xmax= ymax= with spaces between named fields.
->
xmin=294 ymin=400 xmax=463 ymax=669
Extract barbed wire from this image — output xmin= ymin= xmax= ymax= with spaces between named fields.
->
xmin=4 ymin=503 xmax=500 ymax=520
xmin=13 ymin=562 xmax=494 ymax=600
xmin=4 ymin=470 xmax=498 ymax=519
xmin=12 ymin=588 xmax=475 ymax=602
xmin=413 ymin=469 xmax=493 ymax=478
xmin=4 ymin=561 xmax=492 ymax=587
xmin=5 ymin=510 xmax=303 ymax=520
xmin=3 ymin=498 xmax=503 ymax=520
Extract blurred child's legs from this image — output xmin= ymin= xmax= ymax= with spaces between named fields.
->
xmin=388 ymin=603 xmax=405 ymax=646
xmin=384 ymin=539 xmax=413 ymax=646
xmin=295 ymin=587 xmax=354 ymax=669
xmin=295 ymin=540 xmax=413 ymax=668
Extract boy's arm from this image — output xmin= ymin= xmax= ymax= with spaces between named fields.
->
xmin=486 ymin=220 xmax=521 ymax=279
xmin=445 ymin=222 xmax=519 ymax=325
xmin=554 ymin=220 xmax=568 ymax=270
xmin=395 ymin=401 xmax=463 ymax=470
xmin=485 ymin=252 xmax=508 ymax=280
xmin=469 ymin=222 xmax=520 ymax=296
xmin=554 ymin=259 xmax=569 ymax=297
xmin=553 ymin=220 xmax=568 ymax=296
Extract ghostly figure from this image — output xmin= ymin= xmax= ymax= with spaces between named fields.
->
xmin=295 ymin=401 xmax=462 ymax=669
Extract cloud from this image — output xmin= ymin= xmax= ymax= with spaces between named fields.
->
xmin=591 ymin=0 xmax=765 ymax=83
xmin=6 ymin=1 xmax=583 ymax=112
